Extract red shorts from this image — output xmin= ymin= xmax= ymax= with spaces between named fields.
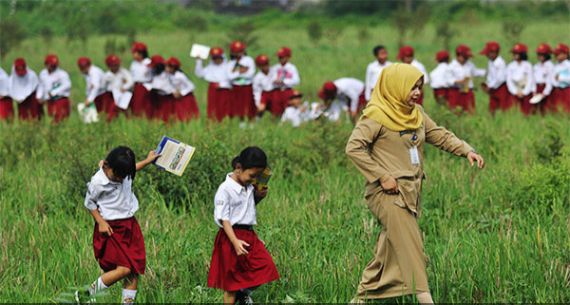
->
xmin=47 ymin=97 xmax=70 ymax=123
xmin=174 ymin=93 xmax=200 ymax=121
xmin=0 ymin=96 xmax=14 ymax=120
xmin=207 ymin=228 xmax=279 ymax=291
xmin=17 ymin=93 xmax=44 ymax=121
xmin=93 ymin=217 xmax=146 ymax=275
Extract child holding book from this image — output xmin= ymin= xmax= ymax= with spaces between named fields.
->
xmin=76 ymin=146 xmax=159 ymax=304
xmin=208 ymin=147 xmax=279 ymax=304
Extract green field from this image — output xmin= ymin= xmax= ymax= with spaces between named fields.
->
xmin=1 ymin=14 xmax=570 ymax=303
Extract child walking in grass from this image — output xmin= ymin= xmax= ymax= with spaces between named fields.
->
xmin=207 ymin=147 xmax=279 ymax=304
xmin=76 ymin=146 xmax=159 ymax=304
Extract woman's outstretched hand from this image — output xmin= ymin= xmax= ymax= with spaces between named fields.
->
xmin=381 ymin=176 xmax=399 ymax=194
xmin=467 ymin=151 xmax=485 ymax=169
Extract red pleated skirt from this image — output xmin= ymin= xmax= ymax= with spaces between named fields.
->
xmin=433 ymin=88 xmax=448 ymax=104
xmin=207 ymin=228 xmax=279 ymax=292
xmin=207 ymin=83 xmax=219 ymax=120
xmin=93 ymin=217 xmax=146 ymax=275
xmin=510 ymin=93 xmax=534 ymax=116
xmin=17 ymin=93 xmax=44 ymax=121
xmin=269 ymin=88 xmax=293 ymax=117
xmin=47 ymin=97 xmax=70 ymax=123
xmin=0 ymin=96 xmax=14 ymax=120
xmin=230 ymin=85 xmax=256 ymax=119
xmin=260 ymin=90 xmax=276 ymax=116
xmin=174 ymin=92 xmax=200 ymax=121
xmin=448 ymin=88 xmax=475 ymax=114
xmin=94 ymin=92 xmax=120 ymax=122
xmin=535 ymin=84 xmax=552 ymax=115
xmin=131 ymin=83 xmax=151 ymax=118
xmin=551 ymin=87 xmax=570 ymax=113
xmin=489 ymin=83 xmax=512 ymax=114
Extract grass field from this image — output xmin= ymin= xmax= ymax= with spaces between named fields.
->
xmin=1 ymin=18 xmax=570 ymax=303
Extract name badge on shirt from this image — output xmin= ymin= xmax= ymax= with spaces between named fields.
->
xmin=410 ymin=146 xmax=420 ymax=165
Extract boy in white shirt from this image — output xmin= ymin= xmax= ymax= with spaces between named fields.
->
xmin=36 ymin=54 xmax=72 ymax=123
xmin=506 ymin=43 xmax=535 ymax=115
xmin=195 ymin=47 xmax=231 ymax=121
xmin=104 ymin=55 xmax=134 ymax=121
xmin=398 ymin=45 xmax=429 ymax=105
xmin=480 ymin=41 xmax=510 ymax=114
xmin=551 ymin=43 xmax=570 ymax=113
xmin=281 ymin=90 xmax=309 ymax=127
xmin=533 ymin=43 xmax=554 ymax=114
xmin=252 ymin=55 xmax=274 ymax=115
xmin=448 ymin=44 xmax=486 ymax=113
xmin=429 ymin=50 xmax=453 ymax=106
xmin=268 ymin=46 xmax=300 ymax=117
xmin=9 ymin=58 xmax=43 ymax=120
xmin=226 ymin=41 xmax=256 ymax=119
xmin=365 ymin=45 xmax=392 ymax=102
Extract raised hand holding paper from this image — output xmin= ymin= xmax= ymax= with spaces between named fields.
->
xmin=154 ymin=136 xmax=196 ymax=176
xmin=190 ymin=44 xmax=211 ymax=60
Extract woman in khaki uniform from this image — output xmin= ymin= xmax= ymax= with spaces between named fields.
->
xmin=346 ymin=63 xmax=484 ymax=304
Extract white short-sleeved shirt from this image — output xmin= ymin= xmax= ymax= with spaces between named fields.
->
xmin=213 ymin=173 xmax=257 ymax=228
xmin=281 ymin=103 xmax=309 ymax=127
xmin=84 ymin=168 xmax=139 ymax=221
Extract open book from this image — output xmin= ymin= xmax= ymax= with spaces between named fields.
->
xmin=189 ymin=44 xmax=211 ymax=60
xmin=154 ymin=136 xmax=196 ymax=176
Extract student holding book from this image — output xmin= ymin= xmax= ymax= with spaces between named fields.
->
xmin=75 ymin=146 xmax=160 ymax=305
xmin=448 ymin=45 xmax=486 ymax=114
xmin=194 ymin=47 xmax=231 ymax=121
xmin=104 ymin=54 xmax=134 ymax=121
xmin=346 ymin=63 xmax=484 ymax=304
xmin=166 ymin=56 xmax=200 ymax=121
xmin=9 ymin=58 xmax=43 ymax=121
xmin=208 ymin=147 xmax=279 ymax=304
xmin=36 ymin=54 xmax=72 ymax=123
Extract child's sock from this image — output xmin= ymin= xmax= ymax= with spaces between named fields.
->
xmin=122 ymin=289 xmax=137 ymax=304
xmin=90 ymin=277 xmax=109 ymax=295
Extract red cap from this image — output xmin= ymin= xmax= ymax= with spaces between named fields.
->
xmin=277 ymin=47 xmax=292 ymax=58
xmin=288 ymin=89 xmax=303 ymax=100
xmin=105 ymin=54 xmax=121 ymax=67
xmin=255 ymin=54 xmax=269 ymax=65
xmin=44 ymin=54 xmax=59 ymax=66
xmin=77 ymin=57 xmax=91 ymax=68
xmin=435 ymin=50 xmax=450 ymax=62
xmin=318 ymin=81 xmax=337 ymax=100
xmin=397 ymin=46 xmax=414 ymax=60
xmin=536 ymin=43 xmax=552 ymax=55
xmin=480 ymin=41 xmax=500 ymax=55
xmin=14 ymin=58 xmax=27 ymax=76
xmin=148 ymin=55 xmax=165 ymax=67
xmin=166 ymin=57 xmax=181 ymax=69
xmin=210 ymin=47 xmax=224 ymax=57
xmin=230 ymin=40 xmax=246 ymax=53
xmin=455 ymin=44 xmax=473 ymax=57
xmin=131 ymin=42 xmax=148 ymax=53
xmin=511 ymin=43 xmax=528 ymax=54
xmin=553 ymin=43 xmax=570 ymax=55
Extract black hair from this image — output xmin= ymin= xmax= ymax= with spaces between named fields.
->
xmin=518 ymin=52 xmax=528 ymax=61
xmin=373 ymin=45 xmax=386 ymax=56
xmin=539 ymin=53 xmax=551 ymax=61
xmin=152 ymin=64 xmax=165 ymax=76
xmin=138 ymin=50 xmax=149 ymax=59
xmin=105 ymin=146 xmax=136 ymax=180
xmin=231 ymin=146 xmax=267 ymax=170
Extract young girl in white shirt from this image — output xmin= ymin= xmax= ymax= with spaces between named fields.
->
xmin=551 ymin=43 xmax=570 ymax=113
xmin=429 ymin=50 xmax=452 ymax=106
xmin=506 ymin=43 xmax=535 ymax=115
xmin=129 ymin=42 xmax=152 ymax=118
xmin=166 ymin=57 xmax=200 ymax=121
xmin=9 ymin=58 xmax=43 ymax=120
xmin=533 ymin=43 xmax=554 ymax=114
xmin=208 ymin=147 xmax=279 ymax=304
xmin=76 ymin=146 xmax=159 ymax=305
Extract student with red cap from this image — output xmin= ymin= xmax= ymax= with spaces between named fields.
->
xmin=36 ymin=54 xmax=72 ymax=123
xmin=506 ymin=43 xmax=535 ymax=115
xmin=144 ymin=55 xmax=175 ymax=122
xmin=318 ymin=78 xmax=365 ymax=122
xmin=267 ymin=46 xmax=300 ymax=117
xmin=365 ymin=45 xmax=392 ymax=102
xmin=252 ymin=54 xmax=274 ymax=115
xmin=165 ymin=57 xmax=199 ymax=121
xmin=0 ymin=66 xmax=13 ymax=120
xmin=533 ymin=43 xmax=555 ymax=114
xmin=398 ymin=45 xmax=428 ymax=105
xmin=104 ymin=55 xmax=134 ymax=121
xmin=429 ymin=50 xmax=453 ymax=105
xmin=9 ymin=58 xmax=43 ymax=120
xmin=226 ymin=41 xmax=256 ymax=119
xmin=129 ymin=42 xmax=152 ymax=117
xmin=480 ymin=41 xmax=510 ymax=114
xmin=78 ymin=57 xmax=111 ymax=118
xmin=195 ymin=47 xmax=231 ymax=121
xmin=551 ymin=43 xmax=570 ymax=113
xmin=448 ymin=44 xmax=486 ymax=113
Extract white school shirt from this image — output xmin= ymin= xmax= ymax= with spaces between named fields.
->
xmin=169 ymin=70 xmax=195 ymax=96
xmin=213 ymin=173 xmax=257 ymax=228
xmin=0 ymin=68 xmax=10 ymax=97
xmin=449 ymin=59 xmax=486 ymax=89
xmin=429 ymin=62 xmax=454 ymax=89
xmin=144 ymin=71 xmax=175 ymax=95
xmin=365 ymin=60 xmax=392 ymax=101
xmin=410 ymin=59 xmax=429 ymax=85
xmin=506 ymin=60 xmax=534 ymax=96
xmin=9 ymin=67 xmax=39 ymax=102
xmin=83 ymin=65 xmax=106 ymax=103
xmin=334 ymin=77 xmax=364 ymax=113
xmin=309 ymin=100 xmax=346 ymax=122
xmin=281 ymin=103 xmax=309 ymax=127
xmin=485 ymin=56 xmax=507 ymax=89
xmin=551 ymin=59 xmax=570 ymax=89
xmin=130 ymin=59 xmax=152 ymax=83
xmin=194 ymin=59 xmax=231 ymax=89
xmin=533 ymin=61 xmax=554 ymax=95
xmin=253 ymin=70 xmax=273 ymax=107
xmin=84 ymin=168 xmax=139 ymax=221
xmin=226 ymin=56 xmax=255 ymax=86
xmin=104 ymin=67 xmax=134 ymax=93
xmin=269 ymin=62 xmax=300 ymax=89
xmin=36 ymin=68 xmax=72 ymax=101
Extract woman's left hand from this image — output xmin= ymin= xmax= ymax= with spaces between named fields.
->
xmin=467 ymin=151 xmax=485 ymax=169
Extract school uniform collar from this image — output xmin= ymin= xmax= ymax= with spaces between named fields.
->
xmin=95 ymin=167 xmax=121 ymax=185
xmin=225 ymin=173 xmax=250 ymax=194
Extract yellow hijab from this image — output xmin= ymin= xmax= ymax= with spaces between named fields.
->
xmin=362 ymin=63 xmax=424 ymax=131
